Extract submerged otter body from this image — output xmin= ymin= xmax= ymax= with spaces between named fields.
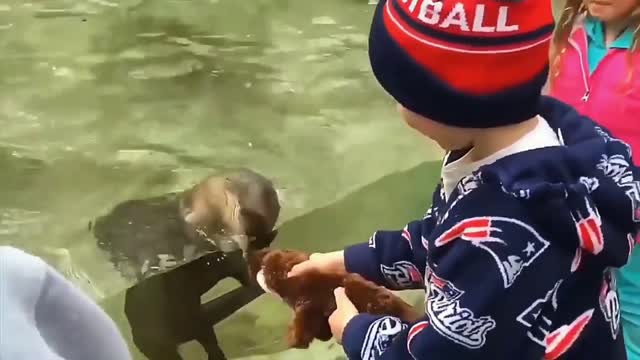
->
xmin=93 ymin=169 xmax=280 ymax=282
xmin=91 ymin=169 xmax=281 ymax=360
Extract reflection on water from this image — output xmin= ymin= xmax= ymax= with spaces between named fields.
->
xmin=0 ymin=0 xmax=441 ymax=359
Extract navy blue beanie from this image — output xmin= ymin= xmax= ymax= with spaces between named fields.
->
xmin=368 ymin=0 xmax=555 ymax=128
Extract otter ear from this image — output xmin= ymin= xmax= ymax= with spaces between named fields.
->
xmin=179 ymin=189 xmax=196 ymax=220
xmin=184 ymin=211 xmax=198 ymax=224
xmin=182 ymin=203 xmax=207 ymax=224
xmin=180 ymin=191 xmax=208 ymax=226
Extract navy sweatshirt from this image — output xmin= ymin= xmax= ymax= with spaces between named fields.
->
xmin=342 ymin=97 xmax=640 ymax=360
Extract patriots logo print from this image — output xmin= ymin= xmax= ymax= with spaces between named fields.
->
xmin=544 ymin=309 xmax=594 ymax=359
xmin=434 ymin=217 xmax=550 ymax=288
xmin=570 ymin=198 xmax=604 ymax=255
xmin=380 ymin=261 xmax=423 ymax=289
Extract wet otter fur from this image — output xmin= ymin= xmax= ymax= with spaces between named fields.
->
xmin=92 ymin=169 xmax=280 ymax=360
xmin=179 ymin=169 xmax=281 ymax=257
xmin=93 ymin=168 xmax=280 ymax=281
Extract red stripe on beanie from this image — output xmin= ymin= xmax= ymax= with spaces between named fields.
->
xmin=382 ymin=0 xmax=554 ymax=95
xmin=394 ymin=0 xmax=552 ymax=40
xmin=386 ymin=1 xmax=553 ymax=52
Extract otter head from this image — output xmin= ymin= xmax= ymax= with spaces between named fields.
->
xmin=179 ymin=169 xmax=281 ymax=257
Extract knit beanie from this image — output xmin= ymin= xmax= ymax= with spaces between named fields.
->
xmin=368 ymin=0 xmax=555 ymax=128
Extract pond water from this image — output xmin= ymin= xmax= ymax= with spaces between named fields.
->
xmin=0 ymin=0 xmax=445 ymax=359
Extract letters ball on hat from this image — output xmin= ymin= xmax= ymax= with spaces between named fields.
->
xmin=368 ymin=0 xmax=555 ymax=127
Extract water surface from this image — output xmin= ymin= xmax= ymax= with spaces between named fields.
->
xmin=0 ymin=0 xmax=442 ymax=358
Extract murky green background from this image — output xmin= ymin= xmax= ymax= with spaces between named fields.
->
xmin=0 ymin=0 xmax=447 ymax=358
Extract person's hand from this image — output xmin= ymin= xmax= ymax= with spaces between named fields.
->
xmin=329 ymin=287 xmax=359 ymax=344
xmin=287 ymin=250 xmax=346 ymax=278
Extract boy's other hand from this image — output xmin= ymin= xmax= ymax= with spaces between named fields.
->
xmin=329 ymin=287 xmax=359 ymax=344
xmin=287 ymin=250 xmax=346 ymax=278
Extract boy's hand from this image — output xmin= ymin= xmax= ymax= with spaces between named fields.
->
xmin=287 ymin=250 xmax=346 ymax=278
xmin=329 ymin=287 xmax=359 ymax=344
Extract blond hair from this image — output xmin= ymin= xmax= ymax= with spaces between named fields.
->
xmin=550 ymin=0 xmax=640 ymax=88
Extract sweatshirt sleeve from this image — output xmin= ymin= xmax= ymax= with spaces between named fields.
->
xmin=35 ymin=265 xmax=132 ymax=360
xmin=343 ymin=206 xmax=436 ymax=290
xmin=341 ymin=186 xmax=574 ymax=360
xmin=0 ymin=246 xmax=131 ymax=360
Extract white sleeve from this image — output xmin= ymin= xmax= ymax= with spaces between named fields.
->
xmin=0 ymin=246 xmax=131 ymax=360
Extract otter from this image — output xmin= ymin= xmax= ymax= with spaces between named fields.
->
xmin=179 ymin=169 xmax=282 ymax=259
xmin=93 ymin=168 xmax=280 ymax=282
xmin=91 ymin=169 xmax=280 ymax=360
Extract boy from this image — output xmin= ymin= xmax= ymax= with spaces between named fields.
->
xmin=287 ymin=0 xmax=640 ymax=358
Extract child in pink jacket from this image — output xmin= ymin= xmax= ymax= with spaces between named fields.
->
xmin=550 ymin=0 xmax=640 ymax=158
xmin=549 ymin=1 xmax=640 ymax=359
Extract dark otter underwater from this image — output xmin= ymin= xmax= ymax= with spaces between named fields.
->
xmin=91 ymin=169 xmax=281 ymax=360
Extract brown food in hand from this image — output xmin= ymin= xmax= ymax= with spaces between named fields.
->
xmin=249 ymin=249 xmax=422 ymax=349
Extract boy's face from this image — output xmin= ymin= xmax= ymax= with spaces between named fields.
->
xmin=397 ymin=104 xmax=473 ymax=151
xmin=586 ymin=0 xmax=638 ymax=23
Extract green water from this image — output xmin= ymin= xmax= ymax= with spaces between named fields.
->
xmin=0 ymin=1 xmax=443 ymax=358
